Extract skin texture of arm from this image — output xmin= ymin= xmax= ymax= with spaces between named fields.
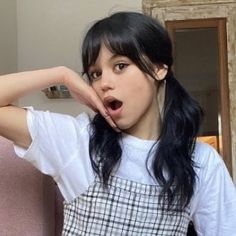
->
xmin=0 ymin=66 xmax=117 ymax=148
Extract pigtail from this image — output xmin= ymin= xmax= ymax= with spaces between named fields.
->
xmin=152 ymin=71 xmax=203 ymax=208
xmin=89 ymin=114 xmax=122 ymax=185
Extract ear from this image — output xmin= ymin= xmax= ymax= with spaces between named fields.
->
xmin=154 ymin=64 xmax=168 ymax=81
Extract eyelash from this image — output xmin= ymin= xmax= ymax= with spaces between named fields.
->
xmin=114 ymin=63 xmax=129 ymax=72
xmin=89 ymin=62 xmax=129 ymax=81
xmin=89 ymin=71 xmax=101 ymax=80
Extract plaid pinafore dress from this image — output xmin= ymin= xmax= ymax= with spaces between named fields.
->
xmin=62 ymin=176 xmax=191 ymax=235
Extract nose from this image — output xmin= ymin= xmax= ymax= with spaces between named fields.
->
xmin=100 ymin=71 xmax=114 ymax=91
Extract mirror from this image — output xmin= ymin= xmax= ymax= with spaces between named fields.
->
xmin=166 ymin=18 xmax=232 ymax=175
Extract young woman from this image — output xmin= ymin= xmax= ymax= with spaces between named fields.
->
xmin=0 ymin=12 xmax=235 ymax=236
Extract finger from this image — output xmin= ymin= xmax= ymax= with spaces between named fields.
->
xmin=103 ymin=112 xmax=121 ymax=133
xmin=89 ymin=94 xmax=121 ymax=132
xmin=72 ymin=86 xmax=121 ymax=132
xmin=98 ymin=107 xmax=119 ymax=131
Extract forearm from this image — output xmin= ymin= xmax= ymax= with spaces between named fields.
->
xmin=0 ymin=66 xmax=67 ymax=107
xmin=0 ymin=65 xmax=118 ymax=133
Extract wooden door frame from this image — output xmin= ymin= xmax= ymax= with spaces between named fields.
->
xmin=166 ymin=18 xmax=232 ymax=175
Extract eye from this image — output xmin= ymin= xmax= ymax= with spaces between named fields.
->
xmin=89 ymin=70 xmax=102 ymax=80
xmin=114 ymin=63 xmax=129 ymax=73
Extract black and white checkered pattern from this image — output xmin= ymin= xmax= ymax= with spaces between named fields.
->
xmin=62 ymin=176 xmax=190 ymax=235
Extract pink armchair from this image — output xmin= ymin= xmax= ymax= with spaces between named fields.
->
xmin=0 ymin=136 xmax=63 ymax=236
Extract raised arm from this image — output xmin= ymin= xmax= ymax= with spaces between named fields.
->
xmin=0 ymin=66 xmax=117 ymax=148
xmin=0 ymin=67 xmax=68 ymax=148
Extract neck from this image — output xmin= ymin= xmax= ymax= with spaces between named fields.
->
xmin=125 ymin=100 xmax=162 ymax=140
xmin=126 ymin=118 xmax=161 ymax=140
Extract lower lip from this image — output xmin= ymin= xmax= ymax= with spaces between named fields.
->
xmin=107 ymin=106 xmax=123 ymax=117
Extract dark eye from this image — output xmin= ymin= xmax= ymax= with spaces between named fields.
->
xmin=89 ymin=71 xmax=102 ymax=80
xmin=114 ymin=63 xmax=128 ymax=72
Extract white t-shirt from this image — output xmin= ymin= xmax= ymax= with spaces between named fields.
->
xmin=14 ymin=108 xmax=236 ymax=235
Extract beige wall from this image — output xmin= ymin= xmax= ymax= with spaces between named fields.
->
xmin=0 ymin=0 xmax=17 ymax=75
xmin=16 ymin=0 xmax=142 ymax=115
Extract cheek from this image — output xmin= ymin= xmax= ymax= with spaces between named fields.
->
xmin=126 ymin=84 xmax=156 ymax=112
xmin=139 ymin=83 xmax=157 ymax=108
xmin=131 ymin=80 xmax=156 ymax=99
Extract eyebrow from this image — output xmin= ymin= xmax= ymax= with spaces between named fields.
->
xmin=108 ymin=54 xmax=129 ymax=63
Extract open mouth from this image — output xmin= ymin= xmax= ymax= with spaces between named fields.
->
xmin=104 ymin=97 xmax=123 ymax=111
xmin=109 ymin=100 xmax=123 ymax=110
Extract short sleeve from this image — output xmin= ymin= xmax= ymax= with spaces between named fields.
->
xmin=13 ymin=108 xmax=95 ymax=202
xmin=191 ymin=144 xmax=236 ymax=235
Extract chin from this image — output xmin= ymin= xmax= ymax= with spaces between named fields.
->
xmin=115 ymin=118 xmax=137 ymax=132
xmin=114 ymin=118 xmax=130 ymax=130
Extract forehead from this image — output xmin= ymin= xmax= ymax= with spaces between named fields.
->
xmin=97 ymin=44 xmax=114 ymax=60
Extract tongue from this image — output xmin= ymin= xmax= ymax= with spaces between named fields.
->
xmin=111 ymin=101 xmax=122 ymax=110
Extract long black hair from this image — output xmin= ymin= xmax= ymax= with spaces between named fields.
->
xmin=82 ymin=12 xmax=203 ymax=209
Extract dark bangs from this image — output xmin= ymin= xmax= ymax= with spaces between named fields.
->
xmin=82 ymin=13 xmax=158 ymax=82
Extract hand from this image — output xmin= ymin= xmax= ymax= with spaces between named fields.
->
xmin=63 ymin=67 xmax=120 ymax=132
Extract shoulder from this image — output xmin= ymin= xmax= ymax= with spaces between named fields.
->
xmin=28 ymin=106 xmax=91 ymax=124
xmin=192 ymin=141 xmax=235 ymax=200
xmin=192 ymin=141 xmax=228 ymax=195
xmin=193 ymin=141 xmax=223 ymax=172
xmin=75 ymin=112 xmax=92 ymax=131
xmin=27 ymin=107 xmax=92 ymax=135
xmin=16 ymin=108 xmax=93 ymax=161
xmin=194 ymin=141 xmax=218 ymax=158
xmin=190 ymin=142 xmax=236 ymax=234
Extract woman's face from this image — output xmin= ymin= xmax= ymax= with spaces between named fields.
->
xmin=89 ymin=44 xmax=162 ymax=139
